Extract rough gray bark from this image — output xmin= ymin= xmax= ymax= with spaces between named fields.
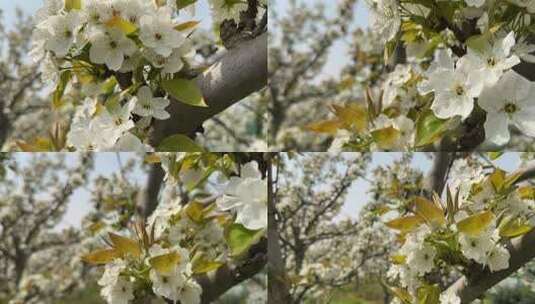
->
xmin=424 ymin=152 xmax=456 ymax=195
xmin=138 ymin=164 xmax=165 ymax=218
xmin=151 ymin=32 xmax=268 ymax=144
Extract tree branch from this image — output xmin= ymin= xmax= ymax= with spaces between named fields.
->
xmin=267 ymin=154 xmax=292 ymax=304
xmin=163 ymin=238 xmax=266 ymax=304
xmin=446 ymin=161 xmax=535 ymax=303
xmin=151 ymin=32 xmax=267 ymax=144
xmin=138 ymin=164 xmax=165 ymax=218
xmin=448 ymin=228 xmax=535 ymax=303
xmin=424 ymin=152 xmax=455 ymax=195
xmin=197 ymin=238 xmax=266 ymax=304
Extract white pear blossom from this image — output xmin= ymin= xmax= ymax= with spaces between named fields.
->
xmin=209 ymin=0 xmax=249 ymax=22
xmin=367 ymin=0 xmax=401 ymax=43
xmin=407 ymin=243 xmax=436 ymax=275
xmin=41 ymin=11 xmax=81 ymax=58
xmin=382 ymin=65 xmax=412 ymax=108
xmin=513 ymin=37 xmax=535 ymax=63
xmin=463 ymin=31 xmax=520 ymax=87
xmin=418 ymin=48 xmax=456 ymax=95
xmin=439 ymin=288 xmax=461 ymax=304
xmin=372 ymin=114 xmax=415 ymax=149
xmin=458 ymin=230 xmax=495 ymax=263
xmin=35 ymin=0 xmax=63 ymax=23
xmin=465 ymin=0 xmax=486 ymax=7
xmin=89 ymin=29 xmax=137 ymax=71
xmin=67 ymin=99 xmax=134 ymax=151
xmin=113 ymin=133 xmax=152 ymax=152
xmin=139 ymin=8 xmax=185 ymax=57
xmin=429 ymin=56 xmax=484 ymax=119
xmin=98 ymin=260 xmax=134 ymax=304
xmin=143 ymin=42 xmax=193 ymax=76
xmin=132 ymin=86 xmax=171 ymax=120
xmin=83 ymin=0 xmax=114 ymax=24
xmin=486 ymin=245 xmax=510 ymax=272
xmin=178 ymin=280 xmax=202 ymax=304
xmin=478 ymin=70 xmax=535 ymax=145
xmin=217 ymin=161 xmax=268 ymax=230
xmin=100 ymin=277 xmax=134 ymax=304
xmin=148 ymin=244 xmax=192 ymax=302
xmin=150 ymin=269 xmax=186 ymax=301
xmin=509 ymin=0 xmax=535 ymax=12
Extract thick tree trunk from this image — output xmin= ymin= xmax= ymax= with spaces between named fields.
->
xmin=138 ymin=164 xmax=165 ymax=218
xmin=267 ymin=155 xmax=292 ymax=304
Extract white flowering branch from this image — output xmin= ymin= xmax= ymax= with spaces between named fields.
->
xmin=444 ymin=162 xmax=535 ymax=303
xmin=195 ymin=238 xmax=266 ymax=304
xmin=447 ymin=228 xmax=535 ymax=303
xmin=151 ymin=32 xmax=267 ymax=143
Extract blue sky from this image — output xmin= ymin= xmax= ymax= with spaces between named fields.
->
xmin=56 ymin=153 xmax=146 ymax=230
xmin=10 ymin=153 xmax=147 ymax=231
xmin=338 ymin=153 xmax=521 ymax=221
xmin=0 ymin=0 xmax=369 ymax=76
xmin=273 ymin=0 xmax=370 ymax=78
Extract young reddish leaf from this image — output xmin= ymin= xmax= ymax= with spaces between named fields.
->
xmin=371 ymin=127 xmax=401 ymax=150
xmin=82 ymin=248 xmax=119 ymax=265
xmin=150 ymin=252 xmax=181 ymax=275
xmin=385 ymin=215 xmax=424 ymax=232
xmin=499 ymin=217 xmax=533 ymax=238
xmin=106 ymin=16 xmax=137 ymax=35
xmin=305 ymin=119 xmax=342 ymax=134
xmin=456 ymin=211 xmax=494 ymax=237
xmin=109 ymin=233 xmax=142 ymax=258
xmin=413 ymin=196 xmax=446 ymax=226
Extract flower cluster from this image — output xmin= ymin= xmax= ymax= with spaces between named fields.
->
xmin=29 ymin=0 xmax=266 ymax=152
xmin=310 ymin=0 xmax=535 ymax=151
xmin=385 ymin=158 xmax=535 ymax=304
xmin=217 ymin=161 xmax=268 ymax=230
xmin=83 ymin=153 xmax=267 ymax=304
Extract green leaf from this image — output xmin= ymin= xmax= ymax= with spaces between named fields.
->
xmin=185 ymin=201 xmax=204 ymax=223
xmin=52 ymin=70 xmax=72 ymax=109
xmin=191 ymin=255 xmax=224 ymax=274
xmin=225 ymin=224 xmax=265 ymax=257
xmin=489 ymin=169 xmax=506 ymax=192
xmin=417 ymin=284 xmax=440 ymax=304
xmin=157 ymin=134 xmax=205 ymax=152
xmin=415 ymin=110 xmax=449 ymax=147
xmin=106 ymin=17 xmax=137 ymax=35
xmin=500 ymin=217 xmax=533 ymax=238
xmin=65 ymin=0 xmax=81 ymax=11
xmin=162 ymin=78 xmax=208 ymax=107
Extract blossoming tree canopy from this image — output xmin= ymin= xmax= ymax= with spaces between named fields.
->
xmin=383 ymin=154 xmax=535 ymax=304
xmin=28 ymin=0 xmax=267 ymax=152
xmin=307 ymin=0 xmax=535 ymax=151
xmin=81 ymin=153 xmax=267 ymax=304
